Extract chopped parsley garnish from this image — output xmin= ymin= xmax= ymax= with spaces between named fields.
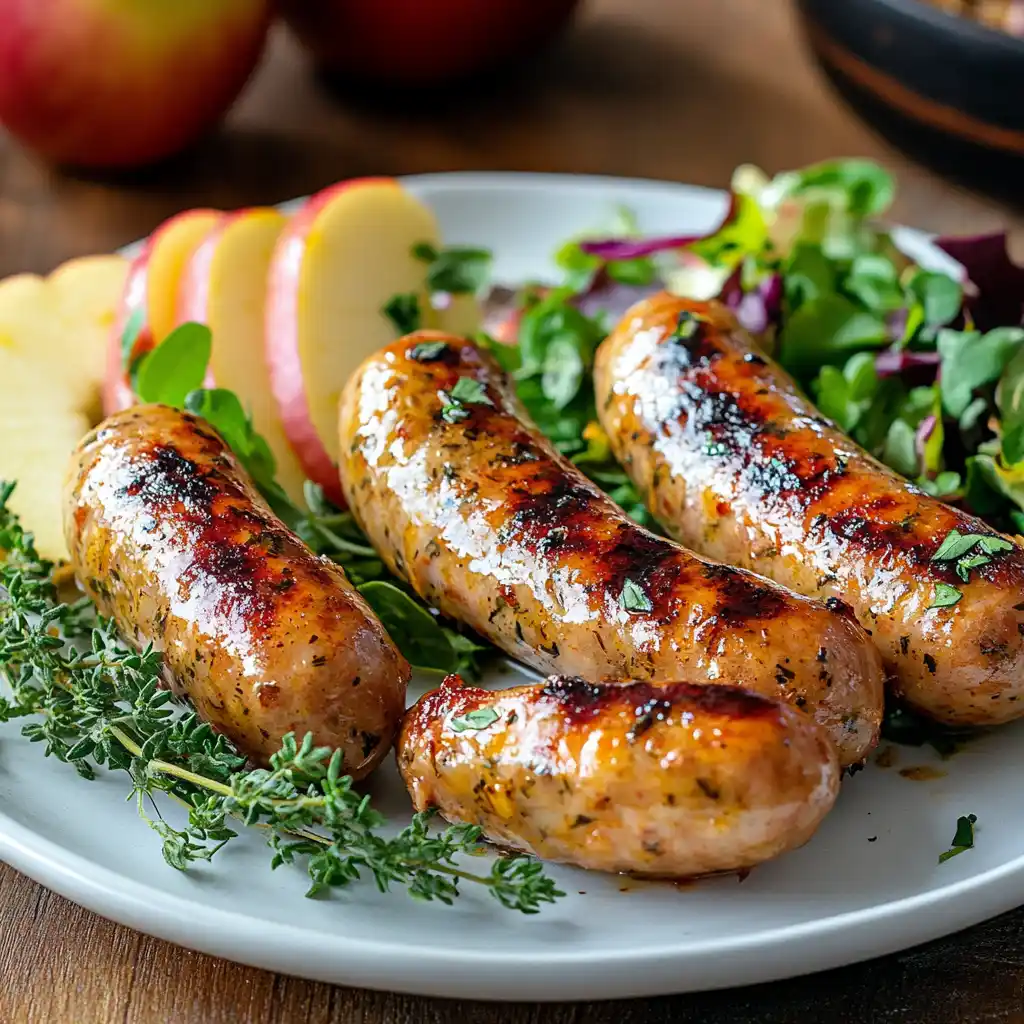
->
xmin=440 ymin=402 xmax=470 ymax=424
xmin=955 ymin=553 xmax=991 ymax=581
xmin=382 ymin=293 xmax=422 ymax=335
xmin=669 ymin=310 xmax=700 ymax=342
xmin=450 ymin=707 xmax=501 ymax=733
xmin=929 ymin=583 xmax=963 ymax=609
xmin=930 ymin=529 xmax=1014 ymax=586
xmin=619 ymin=578 xmax=653 ymax=614
xmin=439 ymin=376 xmax=493 ymax=423
xmin=413 ymin=242 xmax=493 ymax=295
xmin=451 ymin=376 xmax=491 ymax=404
xmin=938 ymin=813 xmax=978 ymax=864
xmin=932 ymin=529 xmax=1013 ymax=563
xmin=409 ymin=340 xmax=449 ymax=362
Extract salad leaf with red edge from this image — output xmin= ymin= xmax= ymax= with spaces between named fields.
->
xmin=484 ymin=158 xmax=1024 ymax=535
xmin=936 ymin=232 xmax=1024 ymax=331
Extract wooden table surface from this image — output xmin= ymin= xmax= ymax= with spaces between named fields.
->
xmin=2 ymin=1 xmax=1024 ymax=1022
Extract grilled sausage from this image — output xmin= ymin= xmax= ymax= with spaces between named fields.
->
xmin=338 ymin=333 xmax=884 ymax=766
xmin=399 ymin=674 xmax=840 ymax=877
xmin=595 ymin=293 xmax=1024 ymax=726
xmin=63 ymin=404 xmax=410 ymax=773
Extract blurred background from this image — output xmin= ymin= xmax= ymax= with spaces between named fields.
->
xmin=1 ymin=0 xmax=1022 ymax=276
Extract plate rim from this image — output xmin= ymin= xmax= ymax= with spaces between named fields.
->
xmin=0 ymin=169 xmax=1011 ymax=1002
xmin=4 ymin=794 xmax=1023 ymax=1001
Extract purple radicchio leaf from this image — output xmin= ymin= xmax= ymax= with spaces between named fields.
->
xmin=915 ymin=414 xmax=938 ymax=476
xmin=579 ymin=234 xmax=711 ymax=261
xmin=718 ymin=264 xmax=783 ymax=335
xmin=936 ymin=232 xmax=1024 ymax=331
xmin=885 ymin=306 xmax=908 ymax=344
xmin=572 ymin=266 xmax=662 ymax=323
xmin=578 ymin=194 xmax=740 ymax=261
xmin=874 ymin=346 xmax=941 ymax=384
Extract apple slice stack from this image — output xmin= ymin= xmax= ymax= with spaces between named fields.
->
xmin=104 ymin=209 xmax=223 ymax=415
xmin=0 ymin=256 xmax=129 ymax=560
xmin=0 ymin=177 xmax=480 ymax=562
xmin=106 ymin=178 xmax=481 ymax=507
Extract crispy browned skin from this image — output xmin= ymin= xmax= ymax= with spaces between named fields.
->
xmin=63 ymin=404 xmax=410 ymax=773
xmin=595 ymin=293 xmax=1024 ymax=726
xmin=339 ymin=333 xmax=884 ymax=766
xmin=399 ymin=674 xmax=839 ymax=876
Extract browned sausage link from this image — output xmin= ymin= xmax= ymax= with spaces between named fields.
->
xmin=63 ymin=404 xmax=410 ymax=774
xmin=595 ymin=293 xmax=1024 ymax=726
xmin=399 ymin=674 xmax=840 ymax=877
xmin=338 ymin=333 xmax=884 ymax=766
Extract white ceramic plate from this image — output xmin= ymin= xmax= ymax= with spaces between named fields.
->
xmin=0 ymin=172 xmax=1019 ymax=1003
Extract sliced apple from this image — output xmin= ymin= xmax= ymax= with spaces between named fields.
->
xmin=0 ymin=348 xmax=89 ymax=562
xmin=176 ymin=208 xmax=307 ymax=503
xmin=265 ymin=178 xmax=442 ymax=505
xmin=103 ymin=208 xmax=222 ymax=415
xmin=0 ymin=256 xmax=128 ymax=423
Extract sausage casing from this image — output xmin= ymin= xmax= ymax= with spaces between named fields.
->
xmin=63 ymin=404 xmax=410 ymax=773
xmin=595 ymin=293 xmax=1024 ymax=725
xmin=399 ymin=674 xmax=840 ymax=877
xmin=338 ymin=333 xmax=884 ymax=765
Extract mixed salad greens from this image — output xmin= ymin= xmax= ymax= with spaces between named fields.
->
xmin=559 ymin=159 xmax=1024 ymax=535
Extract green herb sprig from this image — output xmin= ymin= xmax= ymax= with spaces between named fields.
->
xmin=0 ymin=483 xmax=562 ymax=913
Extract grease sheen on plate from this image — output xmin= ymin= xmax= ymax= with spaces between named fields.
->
xmin=2 ymin=173 xmax=1023 ymax=1002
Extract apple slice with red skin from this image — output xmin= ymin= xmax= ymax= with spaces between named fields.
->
xmin=103 ymin=208 xmax=222 ymax=416
xmin=176 ymin=207 xmax=307 ymax=503
xmin=265 ymin=178 xmax=442 ymax=506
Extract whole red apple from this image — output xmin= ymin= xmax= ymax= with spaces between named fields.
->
xmin=0 ymin=0 xmax=273 ymax=169
xmin=280 ymin=0 xmax=581 ymax=85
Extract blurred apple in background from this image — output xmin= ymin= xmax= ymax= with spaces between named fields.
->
xmin=0 ymin=0 xmax=273 ymax=169
xmin=279 ymin=0 xmax=582 ymax=86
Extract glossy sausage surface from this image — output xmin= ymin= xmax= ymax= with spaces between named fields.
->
xmin=64 ymin=404 xmax=410 ymax=773
xmin=595 ymin=293 xmax=1024 ymax=725
xmin=399 ymin=674 xmax=840 ymax=877
xmin=338 ymin=333 xmax=884 ymax=765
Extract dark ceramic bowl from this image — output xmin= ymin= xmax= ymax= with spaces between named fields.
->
xmin=796 ymin=0 xmax=1024 ymax=193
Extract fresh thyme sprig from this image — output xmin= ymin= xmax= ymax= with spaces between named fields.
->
xmin=0 ymin=482 xmax=563 ymax=913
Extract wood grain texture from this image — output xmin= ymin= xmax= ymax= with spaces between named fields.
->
xmin=3 ymin=857 xmax=1024 ymax=1024
xmin=2 ymin=1 xmax=1024 ymax=1021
